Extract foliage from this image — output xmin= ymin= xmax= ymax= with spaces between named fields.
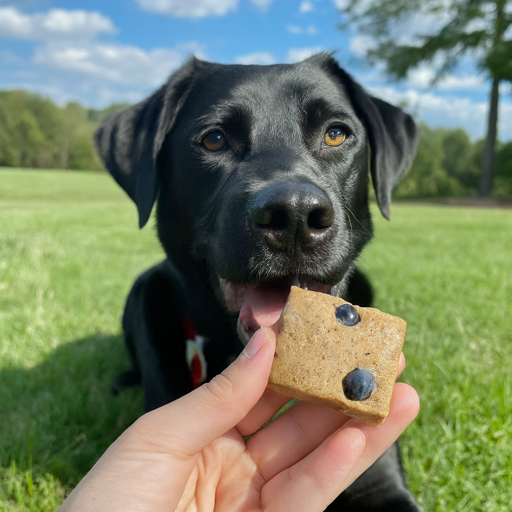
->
xmin=0 ymin=90 xmax=511 ymax=198
xmin=394 ymin=123 xmax=512 ymax=199
xmin=87 ymin=103 xmax=130 ymax=124
xmin=0 ymin=92 xmax=128 ymax=171
xmin=340 ymin=0 xmax=512 ymax=83
xmin=494 ymin=140 xmax=512 ymax=196
xmin=1 ymin=169 xmax=511 ymax=510
xmin=339 ymin=0 xmax=512 ymax=197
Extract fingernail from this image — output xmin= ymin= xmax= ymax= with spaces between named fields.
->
xmin=242 ymin=327 xmax=269 ymax=358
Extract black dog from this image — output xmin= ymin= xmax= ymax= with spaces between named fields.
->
xmin=95 ymin=54 xmax=420 ymax=511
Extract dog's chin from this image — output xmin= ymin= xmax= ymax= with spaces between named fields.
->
xmin=218 ymin=275 xmax=332 ymax=346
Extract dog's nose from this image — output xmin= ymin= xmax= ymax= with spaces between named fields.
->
xmin=249 ymin=183 xmax=334 ymax=250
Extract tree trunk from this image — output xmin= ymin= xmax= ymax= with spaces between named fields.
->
xmin=479 ymin=77 xmax=500 ymax=197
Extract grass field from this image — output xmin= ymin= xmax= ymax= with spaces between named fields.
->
xmin=1 ymin=168 xmax=511 ymax=511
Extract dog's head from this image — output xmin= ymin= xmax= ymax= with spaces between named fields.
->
xmin=95 ymin=54 xmax=418 ymax=337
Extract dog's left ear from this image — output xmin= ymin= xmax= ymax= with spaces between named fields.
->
xmin=94 ymin=58 xmax=200 ymax=228
xmin=320 ymin=55 xmax=419 ymax=219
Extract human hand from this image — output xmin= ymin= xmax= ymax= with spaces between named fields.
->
xmin=59 ymin=326 xmax=419 ymax=512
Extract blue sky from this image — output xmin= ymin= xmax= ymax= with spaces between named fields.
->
xmin=0 ymin=0 xmax=511 ymax=140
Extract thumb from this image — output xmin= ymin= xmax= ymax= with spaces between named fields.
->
xmin=138 ymin=325 xmax=276 ymax=455
xmin=58 ymin=327 xmax=276 ymax=512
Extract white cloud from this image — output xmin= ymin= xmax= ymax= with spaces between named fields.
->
xmin=299 ymin=1 xmax=314 ymax=14
xmin=333 ymin=0 xmax=349 ymax=9
xmin=134 ymin=0 xmax=238 ymax=18
xmin=406 ymin=67 xmax=436 ymax=88
xmin=436 ymin=75 xmax=484 ymax=90
xmin=0 ymin=7 xmax=116 ymax=42
xmin=368 ymin=85 xmax=512 ymax=141
xmin=349 ymin=35 xmax=375 ymax=57
xmin=503 ymin=24 xmax=512 ymax=40
xmin=250 ymin=0 xmax=275 ymax=8
xmin=287 ymin=24 xmax=302 ymax=34
xmin=33 ymin=42 xmax=190 ymax=88
xmin=235 ymin=52 xmax=276 ymax=65
xmin=287 ymin=47 xmax=323 ymax=63
xmin=286 ymin=24 xmax=317 ymax=35
xmin=407 ymin=65 xmax=485 ymax=91
xmin=0 ymin=6 xmax=205 ymax=106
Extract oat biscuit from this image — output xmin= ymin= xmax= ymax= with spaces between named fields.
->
xmin=268 ymin=286 xmax=406 ymax=426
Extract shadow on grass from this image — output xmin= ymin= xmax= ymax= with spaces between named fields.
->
xmin=0 ymin=333 xmax=143 ymax=488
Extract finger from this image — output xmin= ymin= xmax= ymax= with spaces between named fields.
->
xmin=60 ymin=327 xmax=277 ymax=512
xmin=136 ymin=326 xmax=277 ymax=457
xmin=237 ymin=387 xmax=293 ymax=436
xmin=262 ymin=383 xmax=419 ymax=510
xmin=247 ymin=400 xmax=352 ymax=481
xmin=249 ymin=349 xmax=407 ymax=478
xmin=262 ymin=426 xmax=366 ymax=512
xmin=397 ymin=352 xmax=405 ymax=378
xmin=337 ymin=383 xmax=419 ymax=491
xmin=239 ymin=350 xmax=403 ymax=438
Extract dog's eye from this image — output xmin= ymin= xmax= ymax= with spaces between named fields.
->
xmin=324 ymin=127 xmax=346 ymax=147
xmin=202 ymin=131 xmax=226 ymax=151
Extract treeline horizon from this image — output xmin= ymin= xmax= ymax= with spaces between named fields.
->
xmin=1 ymin=89 xmax=511 ymax=199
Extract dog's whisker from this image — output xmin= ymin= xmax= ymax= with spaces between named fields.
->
xmin=343 ymin=204 xmax=372 ymax=237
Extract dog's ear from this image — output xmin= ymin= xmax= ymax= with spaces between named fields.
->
xmin=319 ymin=55 xmax=419 ymax=219
xmin=94 ymin=58 xmax=200 ymax=228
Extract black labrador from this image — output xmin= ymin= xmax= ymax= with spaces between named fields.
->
xmin=95 ymin=53 xmax=421 ymax=511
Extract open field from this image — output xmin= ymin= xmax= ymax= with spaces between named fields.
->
xmin=1 ymin=168 xmax=511 ymax=511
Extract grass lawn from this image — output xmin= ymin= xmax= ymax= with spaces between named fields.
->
xmin=1 ymin=168 xmax=511 ymax=511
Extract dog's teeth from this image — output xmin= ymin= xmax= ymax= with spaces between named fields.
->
xmin=291 ymin=276 xmax=300 ymax=288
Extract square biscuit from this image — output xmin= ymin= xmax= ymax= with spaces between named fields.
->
xmin=268 ymin=286 xmax=406 ymax=426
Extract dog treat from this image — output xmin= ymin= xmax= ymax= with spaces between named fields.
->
xmin=268 ymin=286 xmax=406 ymax=426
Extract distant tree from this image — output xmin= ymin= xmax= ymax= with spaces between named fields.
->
xmin=0 ymin=91 xmax=61 ymax=168
xmin=61 ymin=102 xmax=103 ymax=171
xmin=494 ymin=140 xmax=512 ymax=196
xmin=87 ymin=103 xmax=130 ymax=123
xmin=339 ymin=0 xmax=512 ymax=198
xmin=441 ymin=128 xmax=480 ymax=190
xmin=0 ymin=91 xmax=117 ymax=171
xmin=394 ymin=124 xmax=466 ymax=198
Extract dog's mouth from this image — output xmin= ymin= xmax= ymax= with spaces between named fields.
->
xmin=219 ymin=275 xmax=332 ymax=345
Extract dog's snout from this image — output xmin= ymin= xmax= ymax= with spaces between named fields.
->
xmin=249 ymin=183 xmax=334 ymax=250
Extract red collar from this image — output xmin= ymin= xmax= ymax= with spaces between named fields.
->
xmin=183 ymin=316 xmax=208 ymax=388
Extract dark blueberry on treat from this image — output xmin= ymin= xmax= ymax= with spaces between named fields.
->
xmin=342 ymin=368 xmax=376 ymax=401
xmin=335 ymin=304 xmax=361 ymax=326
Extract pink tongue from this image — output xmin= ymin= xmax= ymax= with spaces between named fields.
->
xmin=239 ymin=286 xmax=289 ymax=332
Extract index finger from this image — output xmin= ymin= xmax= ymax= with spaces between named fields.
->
xmin=238 ymin=351 xmax=406 ymax=438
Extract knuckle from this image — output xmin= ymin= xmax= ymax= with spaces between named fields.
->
xmin=204 ymin=373 xmax=235 ymax=405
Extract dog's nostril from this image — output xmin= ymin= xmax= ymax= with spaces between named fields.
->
xmin=308 ymin=207 xmax=334 ymax=230
xmin=251 ymin=208 xmax=272 ymax=226
xmin=250 ymin=182 xmax=335 ymax=249
xmin=252 ymin=208 xmax=288 ymax=230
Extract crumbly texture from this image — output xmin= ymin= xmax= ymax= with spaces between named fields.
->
xmin=268 ymin=287 xmax=407 ymax=426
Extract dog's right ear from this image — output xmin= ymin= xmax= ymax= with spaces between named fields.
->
xmin=94 ymin=58 xmax=200 ymax=228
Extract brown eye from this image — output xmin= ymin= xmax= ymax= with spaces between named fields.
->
xmin=202 ymin=131 xmax=226 ymax=151
xmin=324 ymin=127 xmax=346 ymax=147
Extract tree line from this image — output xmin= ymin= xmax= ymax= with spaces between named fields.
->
xmin=0 ymin=89 xmax=511 ymax=199
xmin=0 ymin=90 xmax=128 ymax=172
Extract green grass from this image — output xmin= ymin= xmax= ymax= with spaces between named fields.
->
xmin=1 ymin=168 xmax=511 ymax=511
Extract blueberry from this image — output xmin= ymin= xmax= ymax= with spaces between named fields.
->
xmin=335 ymin=304 xmax=361 ymax=326
xmin=342 ymin=368 xmax=376 ymax=401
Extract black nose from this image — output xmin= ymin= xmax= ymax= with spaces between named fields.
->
xmin=249 ymin=182 xmax=335 ymax=251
